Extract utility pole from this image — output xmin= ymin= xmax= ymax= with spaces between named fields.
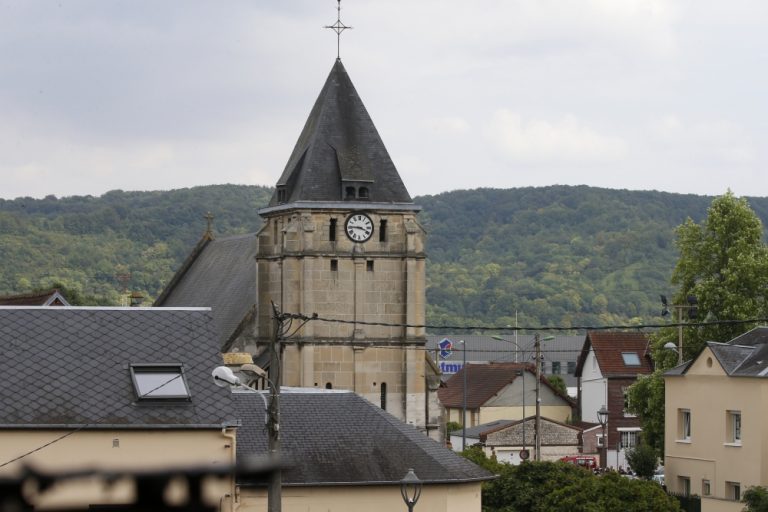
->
xmin=461 ymin=339 xmax=467 ymax=451
xmin=268 ymin=302 xmax=282 ymax=512
xmin=534 ymin=332 xmax=542 ymax=462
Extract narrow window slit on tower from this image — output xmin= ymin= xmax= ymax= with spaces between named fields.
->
xmin=367 ymin=260 xmax=374 ymax=272
xmin=379 ymin=219 xmax=387 ymax=242
xmin=380 ymin=382 xmax=387 ymax=410
xmin=331 ymin=259 xmax=338 ymax=272
xmin=330 ymin=218 xmax=337 ymax=241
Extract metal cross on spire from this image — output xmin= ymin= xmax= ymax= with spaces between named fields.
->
xmin=324 ymin=0 xmax=352 ymax=59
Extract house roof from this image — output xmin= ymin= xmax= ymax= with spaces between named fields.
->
xmin=437 ymin=362 xmax=574 ymax=409
xmin=266 ymin=59 xmax=413 ymax=208
xmin=0 ymin=289 xmax=69 ymax=306
xmin=575 ymin=331 xmax=653 ymax=378
xmin=481 ymin=416 xmax=583 ymax=446
xmin=234 ymin=388 xmax=492 ymax=486
xmin=154 ymin=233 xmax=258 ymax=348
xmin=0 ymin=307 xmax=236 ymax=429
xmin=667 ymin=327 xmax=768 ymax=378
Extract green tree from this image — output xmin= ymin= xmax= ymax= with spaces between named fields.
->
xmin=743 ymin=486 xmax=768 ymax=512
xmin=547 ymin=375 xmax=567 ymax=396
xmin=625 ymin=443 xmax=659 ymax=479
xmin=628 ymin=192 xmax=768 ymax=457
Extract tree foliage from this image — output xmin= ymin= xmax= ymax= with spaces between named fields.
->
xmin=625 ymin=443 xmax=659 ymax=480
xmin=628 ymin=192 xmax=768 ymax=457
xmin=547 ymin=375 xmax=567 ymax=396
xmin=460 ymin=450 xmax=679 ymax=512
xmin=743 ymin=486 xmax=768 ymax=512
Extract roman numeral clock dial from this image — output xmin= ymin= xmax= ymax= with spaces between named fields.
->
xmin=345 ymin=213 xmax=373 ymax=242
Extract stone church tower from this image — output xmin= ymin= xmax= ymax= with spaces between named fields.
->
xmin=256 ymin=59 xmax=431 ymax=430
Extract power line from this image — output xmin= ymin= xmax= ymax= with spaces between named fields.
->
xmin=282 ymin=312 xmax=768 ymax=333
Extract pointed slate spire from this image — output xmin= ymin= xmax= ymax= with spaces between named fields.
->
xmin=268 ymin=59 xmax=413 ymax=207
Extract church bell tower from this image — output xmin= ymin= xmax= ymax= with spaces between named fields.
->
xmin=255 ymin=58 xmax=430 ymax=430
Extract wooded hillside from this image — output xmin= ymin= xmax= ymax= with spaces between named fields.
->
xmin=2 ymin=185 xmax=766 ymax=328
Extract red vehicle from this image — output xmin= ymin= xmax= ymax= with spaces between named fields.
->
xmin=559 ymin=455 xmax=597 ymax=470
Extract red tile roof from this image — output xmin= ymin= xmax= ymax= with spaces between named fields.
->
xmin=438 ymin=362 xmax=574 ymax=409
xmin=575 ymin=331 xmax=653 ymax=377
xmin=0 ymin=289 xmax=68 ymax=306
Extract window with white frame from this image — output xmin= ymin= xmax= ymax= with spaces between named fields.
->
xmin=620 ymin=431 xmax=639 ymax=449
xmin=678 ymin=409 xmax=691 ymax=441
xmin=596 ymin=433 xmax=604 ymax=447
xmin=679 ymin=476 xmax=691 ymax=497
xmin=726 ymin=410 xmax=741 ymax=444
xmin=726 ymin=481 xmax=741 ymax=501
xmin=702 ymin=479 xmax=711 ymax=496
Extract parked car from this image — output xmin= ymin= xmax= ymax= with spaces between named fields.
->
xmin=559 ymin=455 xmax=598 ymax=470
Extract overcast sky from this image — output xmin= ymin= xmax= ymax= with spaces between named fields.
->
xmin=1 ymin=1 xmax=766 ymax=200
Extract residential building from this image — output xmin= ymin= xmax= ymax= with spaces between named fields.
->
xmin=575 ymin=331 xmax=652 ymax=468
xmin=0 ymin=306 xmax=239 ymax=509
xmin=438 ymin=362 xmax=575 ymax=436
xmin=449 ymin=416 xmax=582 ymax=465
xmin=0 ymin=288 xmax=70 ymax=306
xmin=665 ymin=327 xmax=768 ymax=512
xmin=156 ymin=58 xmax=440 ymax=439
xmin=235 ymin=388 xmax=492 ymax=512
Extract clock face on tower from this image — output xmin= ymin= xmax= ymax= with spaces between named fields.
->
xmin=345 ymin=213 xmax=374 ymax=242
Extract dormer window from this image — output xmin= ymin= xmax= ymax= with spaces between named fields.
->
xmin=130 ymin=364 xmax=190 ymax=400
xmin=345 ymin=186 xmax=356 ymax=199
xmin=358 ymin=187 xmax=369 ymax=199
xmin=277 ymin=187 xmax=287 ymax=204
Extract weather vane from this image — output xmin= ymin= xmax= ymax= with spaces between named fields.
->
xmin=324 ymin=0 xmax=352 ymax=59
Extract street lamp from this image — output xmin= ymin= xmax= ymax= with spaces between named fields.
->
xmin=597 ymin=405 xmax=609 ymax=470
xmin=458 ymin=339 xmax=467 ymax=451
xmin=400 ymin=468 xmax=422 ymax=512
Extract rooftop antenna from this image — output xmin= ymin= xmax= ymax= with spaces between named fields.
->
xmin=324 ymin=0 xmax=352 ymax=60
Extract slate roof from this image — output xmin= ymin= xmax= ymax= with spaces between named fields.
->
xmin=575 ymin=331 xmax=653 ymax=378
xmin=437 ymin=362 xmax=574 ymax=409
xmin=667 ymin=327 xmax=768 ymax=378
xmin=0 ymin=307 xmax=236 ymax=428
xmin=267 ymin=59 xmax=413 ymax=207
xmin=0 ymin=289 xmax=69 ymax=306
xmin=154 ymin=233 xmax=258 ymax=348
xmin=234 ymin=388 xmax=492 ymax=486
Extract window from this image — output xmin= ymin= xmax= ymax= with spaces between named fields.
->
xmin=623 ymin=386 xmax=636 ymax=417
xmin=380 ymin=382 xmax=387 ymax=410
xmin=679 ymin=477 xmax=691 ymax=497
xmin=325 ymin=382 xmax=333 ymax=389
xmin=329 ymin=218 xmax=337 ymax=241
xmin=130 ymin=364 xmax=190 ymax=400
xmin=277 ymin=187 xmax=287 ymax=203
xmin=345 ymin=186 xmax=356 ymax=199
xmin=379 ymin=219 xmax=387 ymax=242
xmin=726 ymin=411 xmax=742 ymax=444
xmin=727 ymin=481 xmax=741 ymax=501
xmin=702 ymin=479 xmax=711 ymax=496
xmin=597 ymin=434 xmax=604 ymax=447
xmin=621 ymin=352 xmax=641 ymax=366
xmin=358 ymin=187 xmax=369 ymax=199
xmin=620 ymin=431 xmax=638 ymax=449
xmin=567 ymin=361 xmax=576 ymax=375
xmin=367 ymin=260 xmax=374 ymax=272
xmin=552 ymin=361 xmax=561 ymax=374
xmin=331 ymin=259 xmax=338 ymax=272
xmin=678 ymin=409 xmax=691 ymax=441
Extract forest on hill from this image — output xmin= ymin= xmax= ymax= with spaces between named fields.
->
xmin=2 ymin=184 xmax=767 ymax=328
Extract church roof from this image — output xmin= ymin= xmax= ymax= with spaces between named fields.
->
xmin=234 ymin=389 xmax=492 ymax=486
xmin=154 ymin=233 xmax=258 ymax=348
xmin=267 ymin=59 xmax=413 ymax=208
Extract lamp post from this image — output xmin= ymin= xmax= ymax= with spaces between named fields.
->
xmin=459 ymin=339 xmax=467 ymax=451
xmin=661 ymin=295 xmax=698 ymax=365
xmin=597 ymin=405 xmax=609 ymax=470
xmin=400 ymin=468 xmax=422 ymax=512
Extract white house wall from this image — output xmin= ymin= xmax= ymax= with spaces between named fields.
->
xmin=580 ymin=349 xmax=606 ymax=423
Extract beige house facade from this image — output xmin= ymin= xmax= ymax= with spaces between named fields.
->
xmin=665 ymin=327 xmax=768 ymax=512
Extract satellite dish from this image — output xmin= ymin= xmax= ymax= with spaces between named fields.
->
xmin=212 ymin=366 xmax=241 ymax=388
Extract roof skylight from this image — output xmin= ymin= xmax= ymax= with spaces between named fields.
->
xmin=130 ymin=364 xmax=190 ymax=400
xmin=621 ymin=352 xmax=641 ymax=366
